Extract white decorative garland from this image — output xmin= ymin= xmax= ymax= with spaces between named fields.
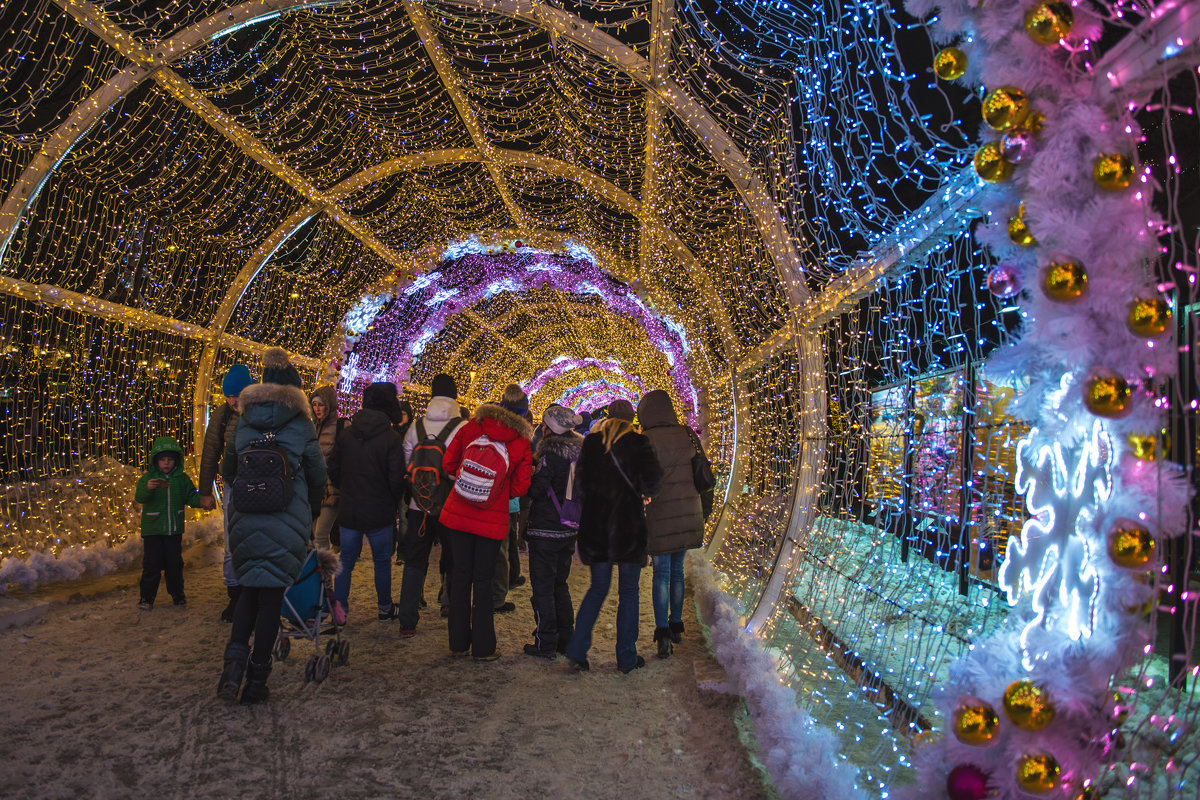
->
xmin=693 ymin=556 xmax=869 ymax=799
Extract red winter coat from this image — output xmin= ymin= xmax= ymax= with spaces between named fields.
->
xmin=440 ymin=403 xmax=533 ymax=539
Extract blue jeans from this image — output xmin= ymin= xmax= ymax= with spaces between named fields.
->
xmin=651 ymin=551 xmax=686 ymax=628
xmin=566 ymin=562 xmax=641 ymax=671
xmin=334 ymin=525 xmax=394 ymax=615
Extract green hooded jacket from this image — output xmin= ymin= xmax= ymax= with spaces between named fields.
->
xmin=135 ymin=436 xmax=202 ymax=536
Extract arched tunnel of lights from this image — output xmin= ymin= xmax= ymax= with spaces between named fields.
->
xmin=2 ymin=0 xmax=1199 ymax=797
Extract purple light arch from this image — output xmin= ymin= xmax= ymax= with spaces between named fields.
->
xmin=333 ymin=240 xmax=697 ymax=420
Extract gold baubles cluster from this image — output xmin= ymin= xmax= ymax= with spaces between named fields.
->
xmin=952 ymin=697 xmax=1000 ymax=746
xmin=1024 ymin=1 xmax=1074 ymax=45
xmin=1126 ymin=430 xmax=1167 ymax=462
xmin=1003 ymin=680 xmax=1056 ymax=731
xmin=1107 ymin=518 xmax=1156 ymax=568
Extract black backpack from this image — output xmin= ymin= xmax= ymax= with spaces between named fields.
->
xmin=407 ymin=417 xmax=462 ymax=517
xmin=231 ymin=430 xmax=295 ymax=513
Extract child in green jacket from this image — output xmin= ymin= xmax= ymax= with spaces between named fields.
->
xmin=135 ymin=436 xmax=203 ymax=609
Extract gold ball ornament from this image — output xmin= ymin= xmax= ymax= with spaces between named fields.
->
xmin=1127 ymin=296 xmax=1172 ymax=338
xmin=1082 ymin=370 xmax=1133 ymax=419
xmin=1016 ymin=752 xmax=1062 ymax=794
xmin=1008 ymin=204 xmax=1037 ymax=246
xmin=974 ymin=142 xmax=1015 ymax=182
xmin=1108 ymin=518 xmax=1156 ymax=569
xmin=1003 ymin=680 xmax=1056 ymax=731
xmin=1025 ymin=1 xmax=1074 ymax=46
xmin=983 ymin=86 xmax=1031 ymax=132
xmin=934 ymin=47 xmax=968 ymax=80
xmin=1126 ymin=431 xmax=1160 ymax=462
xmin=1094 ymin=153 xmax=1135 ymax=191
xmin=1040 ymin=258 xmax=1087 ymax=302
xmin=952 ymin=697 xmax=1001 ymax=746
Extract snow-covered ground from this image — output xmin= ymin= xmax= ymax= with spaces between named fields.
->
xmin=0 ymin=541 xmax=770 ymax=800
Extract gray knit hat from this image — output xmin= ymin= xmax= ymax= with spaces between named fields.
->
xmin=543 ymin=404 xmax=582 ymax=435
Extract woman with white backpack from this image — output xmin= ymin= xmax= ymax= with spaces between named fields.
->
xmin=439 ymin=401 xmax=533 ymax=661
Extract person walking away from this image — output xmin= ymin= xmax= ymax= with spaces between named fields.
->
xmin=439 ymin=402 xmax=533 ymax=660
xmin=493 ymin=384 xmax=529 ymax=612
xmin=637 ymin=390 xmax=706 ymax=657
xmin=522 ymin=405 xmax=584 ymax=658
xmin=564 ymin=399 xmax=662 ymax=673
xmin=197 ymin=364 xmax=254 ymax=621
xmin=309 ymin=385 xmax=342 ymax=550
xmin=328 ymin=382 xmax=406 ymax=621
xmin=217 ymin=348 xmax=326 ymax=705
xmin=135 ymin=436 xmax=204 ymax=609
xmin=393 ymin=400 xmax=414 ymax=564
xmin=397 ymin=373 xmax=464 ymax=633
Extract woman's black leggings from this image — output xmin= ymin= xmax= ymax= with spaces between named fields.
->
xmin=230 ymin=586 xmax=286 ymax=663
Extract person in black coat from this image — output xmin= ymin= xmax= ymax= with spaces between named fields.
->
xmin=522 ymin=405 xmax=584 ymax=658
xmin=564 ymin=400 xmax=663 ymax=674
xmin=328 ymin=382 xmax=407 ymax=620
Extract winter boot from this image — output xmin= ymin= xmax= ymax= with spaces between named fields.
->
xmin=654 ymin=627 xmax=673 ymax=659
xmin=219 ymin=585 xmax=241 ymax=623
xmin=669 ymin=620 xmax=684 ymax=644
xmin=216 ymin=642 xmax=251 ymax=702
xmin=240 ymin=657 xmax=273 ymax=706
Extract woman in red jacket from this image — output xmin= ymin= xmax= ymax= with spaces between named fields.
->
xmin=440 ymin=402 xmax=533 ymax=661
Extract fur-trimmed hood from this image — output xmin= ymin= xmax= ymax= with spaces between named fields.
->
xmin=535 ymin=430 xmax=583 ymax=460
xmin=474 ymin=402 xmax=534 ymax=441
xmin=239 ymin=381 xmax=312 ymax=431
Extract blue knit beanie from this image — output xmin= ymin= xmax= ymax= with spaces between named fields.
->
xmin=221 ymin=364 xmax=254 ymax=397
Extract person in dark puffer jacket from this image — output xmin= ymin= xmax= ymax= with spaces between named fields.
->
xmin=217 ymin=348 xmax=326 ymax=706
xmin=522 ymin=404 xmax=584 ymax=658
xmin=564 ymin=400 xmax=662 ymax=674
xmin=328 ymin=382 xmax=407 ymax=621
xmin=637 ymin=390 xmax=706 ymax=658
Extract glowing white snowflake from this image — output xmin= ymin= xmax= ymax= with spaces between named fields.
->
xmin=998 ymin=419 xmax=1112 ymax=668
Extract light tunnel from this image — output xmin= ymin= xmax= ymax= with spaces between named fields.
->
xmin=2 ymin=0 xmax=1199 ymax=797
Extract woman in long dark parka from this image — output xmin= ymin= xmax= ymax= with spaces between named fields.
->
xmin=564 ymin=400 xmax=662 ymax=674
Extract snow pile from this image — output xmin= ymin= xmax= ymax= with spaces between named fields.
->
xmin=693 ymin=556 xmax=867 ymax=800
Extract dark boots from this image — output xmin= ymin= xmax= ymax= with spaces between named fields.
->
xmin=240 ymin=657 xmax=273 ymax=705
xmin=669 ymin=620 xmax=684 ymax=644
xmin=654 ymin=627 xmax=673 ymax=659
xmin=217 ymin=642 xmax=250 ymax=702
xmin=219 ymin=585 xmax=241 ymax=623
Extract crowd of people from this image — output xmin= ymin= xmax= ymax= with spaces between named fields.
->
xmin=132 ymin=347 xmax=711 ymax=705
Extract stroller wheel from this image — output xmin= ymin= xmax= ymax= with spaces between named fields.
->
xmin=304 ymin=655 xmax=318 ymax=684
xmin=316 ymin=654 xmax=332 ymax=683
xmin=337 ymin=640 xmax=350 ymax=666
xmin=325 ymin=639 xmax=336 ymax=657
xmin=274 ymin=636 xmax=291 ymax=661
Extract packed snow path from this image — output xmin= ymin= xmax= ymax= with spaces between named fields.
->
xmin=0 ymin=544 xmax=768 ymax=799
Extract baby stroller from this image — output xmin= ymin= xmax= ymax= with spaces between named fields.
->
xmin=273 ymin=548 xmax=348 ymax=685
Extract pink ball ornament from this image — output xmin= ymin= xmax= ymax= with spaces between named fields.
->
xmin=946 ymin=764 xmax=990 ymax=800
xmin=1000 ymin=129 xmax=1035 ymax=164
xmin=987 ymin=264 xmax=1022 ymax=299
